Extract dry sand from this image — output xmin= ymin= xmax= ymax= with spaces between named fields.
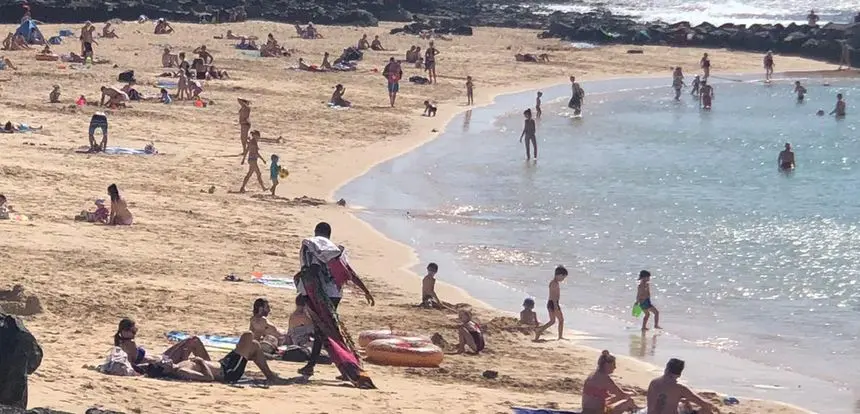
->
xmin=0 ymin=20 xmax=833 ymax=414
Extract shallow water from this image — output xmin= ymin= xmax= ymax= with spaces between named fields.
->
xmin=340 ymin=76 xmax=859 ymax=412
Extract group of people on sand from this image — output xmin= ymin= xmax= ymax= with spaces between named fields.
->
xmin=236 ymin=98 xmax=285 ymax=195
xmin=73 ymin=184 xmax=133 ymax=225
xmin=357 ymin=34 xmax=385 ymax=51
xmin=2 ymin=32 xmax=32 ymax=51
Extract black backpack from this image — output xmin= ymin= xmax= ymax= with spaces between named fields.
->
xmin=117 ymin=70 xmax=135 ymax=83
xmin=0 ymin=313 xmax=43 ymax=409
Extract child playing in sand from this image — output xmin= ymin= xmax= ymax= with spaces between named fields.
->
xmin=535 ymin=91 xmax=543 ymax=118
xmin=534 ymin=265 xmax=568 ymax=341
xmin=160 ymin=88 xmax=172 ymax=104
xmin=466 ymin=76 xmax=474 ymax=105
xmin=455 ymin=309 xmax=485 ymax=354
xmin=270 ymin=154 xmax=281 ymax=196
xmin=421 ymin=262 xmax=450 ymax=309
xmin=49 ymin=85 xmax=60 ymax=103
xmin=637 ymin=270 xmax=661 ymax=331
xmin=520 ymin=298 xmax=539 ymax=326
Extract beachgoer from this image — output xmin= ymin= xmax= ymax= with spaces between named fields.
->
xmin=238 ymin=98 xmax=251 ymax=160
xmin=286 ymin=295 xmax=315 ymax=348
xmin=672 ymin=67 xmax=685 ymax=100
xmin=839 ymin=40 xmax=852 ymax=70
xmin=0 ymin=194 xmax=9 ymax=220
xmin=690 ymin=75 xmax=701 ymax=96
xmin=569 ymin=76 xmax=585 ymax=115
xmin=455 ymin=309 xmax=485 ymax=354
xmin=114 ymin=318 xmax=210 ymax=370
xmin=107 ymin=184 xmax=133 ymax=225
xmin=357 ymin=34 xmax=370 ymax=50
xmin=405 ymin=45 xmax=417 ymax=62
xmin=268 ymin=154 xmax=282 ymax=196
xmin=647 ymin=358 xmax=717 ymax=414
xmin=321 ymin=52 xmax=332 ymax=70
xmin=519 ymin=298 xmax=539 ymax=326
xmin=102 ymin=22 xmax=118 ymax=38
xmin=99 ymin=86 xmax=128 ymax=108
xmin=794 ymin=81 xmax=807 ymax=102
xmin=764 ymin=51 xmax=774 ymax=82
xmin=161 ymin=48 xmax=178 ymax=68
xmin=534 ymin=265 xmax=568 ymax=341
xmin=80 ymin=21 xmax=97 ymax=59
xmin=778 ymin=143 xmax=795 ymax=171
xmin=176 ymin=71 xmax=189 ymax=101
xmin=535 ymin=91 xmax=543 ymax=118
xmin=637 ymin=270 xmax=662 ymax=331
xmin=178 ymin=52 xmax=191 ymax=77
xmin=0 ymin=55 xmax=17 ymax=70
xmin=425 ymin=41 xmax=439 ymax=84
xmin=49 ymin=85 xmax=60 ymax=103
xmin=370 ymin=35 xmax=385 ymax=51
xmin=421 ymin=262 xmax=450 ymax=309
xmin=700 ymin=53 xmax=711 ymax=80
xmin=700 ymin=81 xmax=714 ymax=110
xmin=831 ymin=93 xmax=846 ymax=117
xmin=158 ymin=332 xmax=285 ymax=384
xmin=295 ymin=222 xmax=375 ymax=379
xmin=206 ymin=65 xmax=228 ymax=80
xmin=298 ymin=57 xmax=311 ymax=71
xmin=194 ymin=45 xmax=214 ymax=65
xmin=154 ymin=18 xmax=174 ymax=35
xmin=239 ymin=131 xmax=268 ymax=193
xmin=423 ymin=100 xmax=437 ymax=117
xmin=88 ymin=112 xmax=109 ymax=151
xmin=382 ymin=57 xmax=403 ymax=107
xmin=807 ymin=9 xmax=820 ymax=26
xmin=87 ymin=199 xmax=110 ymax=223
xmin=519 ymin=108 xmax=537 ymax=161
xmin=330 ymin=84 xmax=351 ymax=107
xmin=159 ymin=88 xmax=172 ymax=104
xmin=250 ymin=298 xmax=285 ymax=354
xmin=466 ymin=76 xmax=474 ymax=105
xmin=582 ymin=350 xmax=640 ymax=414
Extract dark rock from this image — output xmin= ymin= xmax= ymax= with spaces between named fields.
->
xmin=334 ymin=9 xmax=378 ymax=27
xmin=482 ymin=370 xmax=498 ymax=379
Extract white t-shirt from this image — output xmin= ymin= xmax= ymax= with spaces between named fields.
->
xmin=296 ymin=236 xmax=343 ymax=298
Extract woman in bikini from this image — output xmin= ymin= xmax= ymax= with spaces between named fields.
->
xmin=114 ymin=318 xmax=210 ymax=371
xmin=107 ymin=184 xmax=134 ymax=225
xmin=581 ymin=350 xmax=639 ymax=414
xmin=239 ymin=131 xmax=268 ymax=193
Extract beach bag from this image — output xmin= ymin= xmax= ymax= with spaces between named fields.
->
xmin=117 ymin=70 xmax=135 ymax=83
xmin=0 ymin=313 xmax=43 ymax=408
xmin=97 ymin=347 xmax=135 ymax=376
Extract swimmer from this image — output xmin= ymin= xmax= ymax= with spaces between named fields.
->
xmin=830 ymin=93 xmax=846 ymax=117
xmin=519 ymin=108 xmax=537 ymax=161
xmin=778 ymin=143 xmax=795 ymax=171
xmin=816 ymin=109 xmax=825 ymax=116
xmin=794 ymin=81 xmax=807 ymax=102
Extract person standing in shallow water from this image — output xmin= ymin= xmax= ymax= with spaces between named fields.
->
xmin=830 ymin=93 xmax=846 ymax=117
xmin=519 ymin=108 xmax=537 ymax=161
xmin=672 ymin=67 xmax=685 ymax=100
xmin=794 ymin=81 xmax=807 ymax=102
xmin=778 ymin=143 xmax=795 ymax=171
xmin=568 ymin=76 xmax=585 ymax=115
xmin=763 ymin=51 xmax=775 ymax=82
xmin=699 ymin=81 xmax=714 ymax=110
xmin=699 ymin=53 xmax=711 ymax=80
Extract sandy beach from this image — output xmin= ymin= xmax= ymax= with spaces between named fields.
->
xmin=0 ymin=20 xmax=834 ymax=413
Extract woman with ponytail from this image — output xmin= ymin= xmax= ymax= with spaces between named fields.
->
xmin=581 ymin=350 xmax=640 ymax=414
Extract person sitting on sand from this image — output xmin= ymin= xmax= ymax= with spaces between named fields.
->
xmin=370 ymin=35 xmax=385 ymax=51
xmin=305 ymin=23 xmax=321 ymax=39
xmin=582 ymin=350 xmax=640 ymax=414
xmin=421 ymin=262 xmax=451 ymax=309
xmin=405 ymin=45 xmax=417 ymax=62
xmin=239 ymin=131 xmax=268 ymax=193
xmin=88 ymin=112 xmax=108 ymax=151
xmin=237 ymin=37 xmax=258 ymax=50
xmin=99 ymin=86 xmax=128 ymax=108
xmin=102 ymin=22 xmax=118 ymax=38
xmin=48 ymin=85 xmax=61 ymax=103
xmin=320 ymin=52 xmax=332 ymax=70
xmin=154 ymin=18 xmax=174 ymax=35
xmin=330 ymin=84 xmax=351 ymax=107
xmin=250 ymin=298 xmax=286 ymax=355
xmin=3 ymin=33 xmax=29 ymax=50
xmin=160 ymin=88 xmax=172 ymax=104
xmin=647 ymin=358 xmax=717 ymax=414
xmin=75 ymin=198 xmax=110 ymax=223
xmin=297 ymin=57 xmax=311 ymax=71
xmin=114 ymin=318 xmax=210 ymax=369
xmin=0 ymin=194 xmax=10 ymax=220
xmin=194 ymin=45 xmax=214 ymax=65
xmin=357 ymin=34 xmax=370 ymax=50
xmin=2 ymin=121 xmax=42 ymax=133
xmin=207 ymin=65 xmax=228 ymax=80
xmin=121 ymin=81 xmax=143 ymax=101
xmin=153 ymin=332 xmax=286 ymax=384
xmin=161 ymin=47 xmax=179 ymax=68
xmin=519 ymin=298 xmax=539 ymax=326
xmin=286 ymin=295 xmax=315 ymax=348
xmin=454 ymin=309 xmax=485 ymax=354
xmin=2 ymin=33 xmax=13 ymax=51
xmin=107 ymin=184 xmax=133 ymax=226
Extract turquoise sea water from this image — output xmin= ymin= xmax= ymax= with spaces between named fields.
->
xmin=340 ymin=76 xmax=859 ymax=412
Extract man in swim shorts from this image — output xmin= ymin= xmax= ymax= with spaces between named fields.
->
xmin=637 ymin=270 xmax=662 ymax=331
xmin=382 ymin=57 xmax=402 ymax=107
xmin=830 ymin=93 xmax=846 ymax=117
xmin=778 ymin=143 xmax=795 ymax=171
xmin=99 ymin=86 xmax=127 ymax=108
xmin=161 ymin=331 xmax=285 ymax=384
xmin=794 ymin=81 xmax=807 ymax=102
xmin=421 ymin=262 xmax=450 ymax=309
xmin=647 ymin=358 xmax=716 ymax=414
xmin=534 ymin=265 xmax=568 ymax=341
xmin=88 ymin=112 xmax=108 ymax=152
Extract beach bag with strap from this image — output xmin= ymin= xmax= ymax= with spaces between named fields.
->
xmin=0 ymin=312 xmax=43 ymax=408
xmin=301 ymin=237 xmax=355 ymax=288
xmin=97 ymin=346 xmax=135 ymax=376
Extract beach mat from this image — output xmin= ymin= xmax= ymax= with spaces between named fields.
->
xmin=512 ymin=408 xmax=579 ymax=414
xmin=75 ymin=146 xmax=152 ymax=155
xmin=166 ymin=331 xmax=239 ymax=352
xmin=250 ymin=272 xmax=297 ymax=290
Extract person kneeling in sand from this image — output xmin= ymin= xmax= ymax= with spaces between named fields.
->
xmin=582 ymin=350 xmax=640 ymax=414
xmin=648 ymin=358 xmax=717 ymax=414
xmin=99 ymin=86 xmax=128 ymax=108
xmin=158 ymin=332 xmax=286 ymax=384
xmin=49 ymin=85 xmax=61 ymax=103
xmin=454 ymin=310 xmax=485 ymax=354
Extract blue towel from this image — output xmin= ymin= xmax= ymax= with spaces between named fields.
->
xmin=48 ymin=36 xmax=62 ymax=45
xmin=59 ymin=29 xmax=74 ymax=37
xmin=512 ymin=408 xmax=579 ymax=414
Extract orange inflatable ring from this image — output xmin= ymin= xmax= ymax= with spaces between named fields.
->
xmin=365 ymin=338 xmax=444 ymax=367
xmin=358 ymin=329 xmax=425 ymax=348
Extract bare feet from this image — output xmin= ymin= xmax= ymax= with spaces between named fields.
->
xmin=238 ymin=188 xmax=246 ymax=193
xmin=655 ymin=325 xmax=663 ymax=329
xmin=641 ymin=327 xmax=649 ymax=332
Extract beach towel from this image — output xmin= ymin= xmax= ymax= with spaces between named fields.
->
xmin=75 ymin=146 xmax=153 ymax=155
xmin=157 ymin=80 xmax=178 ymax=89
xmin=326 ymin=102 xmax=350 ymax=110
xmin=249 ymin=272 xmax=296 ymax=290
xmin=299 ymin=244 xmax=374 ymax=389
xmin=48 ymin=36 xmax=61 ymax=45
xmin=511 ymin=408 xmax=579 ymax=414
xmin=59 ymin=29 xmax=74 ymax=37
xmin=166 ymin=331 xmax=239 ymax=352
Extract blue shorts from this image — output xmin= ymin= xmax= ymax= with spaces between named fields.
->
xmin=89 ymin=116 xmax=108 ymax=137
xmin=388 ymin=82 xmax=399 ymax=93
xmin=640 ymin=298 xmax=653 ymax=310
